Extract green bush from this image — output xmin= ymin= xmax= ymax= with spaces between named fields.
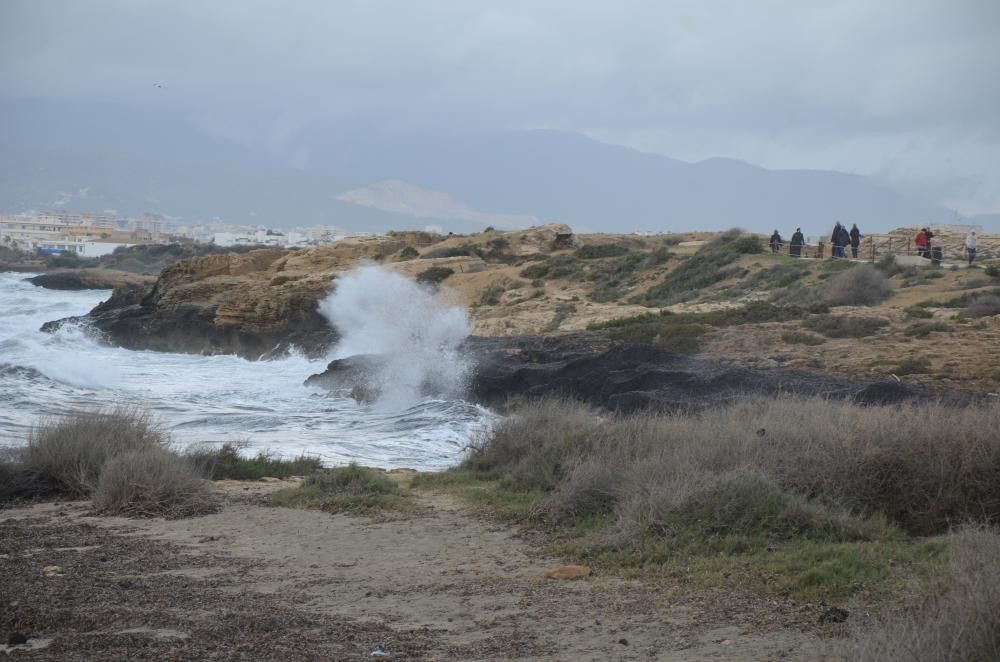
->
xmin=415 ymin=266 xmax=454 ymax=284
xmin=640 ymin=230 xmax=761 ymax=306
xmin=187 ymin=442 xmax=323 ymax=480
xmin=781 ymin=331 xmax=825 ymax=346
xmin=575 ymin=243 xmax=630 ymax=259
xmin=904 ymin=305 xmax=934 ymax=319
xmin=963 ymin=294 xmax=1000 ymax=319
xmin=395 ymin=246 xmax=419 ymax=261
xmin=270 ymin=463 xmax=407 ymax=515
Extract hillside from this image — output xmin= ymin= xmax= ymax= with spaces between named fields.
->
xmin=1 ymin=99 xmax=973 ymax=235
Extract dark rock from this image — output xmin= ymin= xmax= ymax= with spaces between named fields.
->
xmin=306 ymin=332 xmax=975 ymax=412
xmin=26 ymin=270 xmax=153 ymax=291
xmin=7 ymin=632 xmax=28 ymax=646
xmin=819 ymin=607 xmax=849 ymax=624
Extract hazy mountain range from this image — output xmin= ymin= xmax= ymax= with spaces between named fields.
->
xmin=2 ymin=99 xmax=992 ymax=236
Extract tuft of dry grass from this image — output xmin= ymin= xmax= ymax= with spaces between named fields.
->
xmin=826 ymin=526 xmax=1000 ymax=662
xmin=23 ymin=408 xmax=167 ymax=496
xmin=93 ymin=447 xmax=216 ymax=518
xmin=824 ymin=264 xmax=892 ymax=306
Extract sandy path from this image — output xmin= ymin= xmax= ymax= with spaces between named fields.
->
xmin=1 ymin=488 xmax=817 ymax=660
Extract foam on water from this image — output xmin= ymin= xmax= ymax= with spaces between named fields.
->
xmin=0 ymin=269 xmax=492 ymax=469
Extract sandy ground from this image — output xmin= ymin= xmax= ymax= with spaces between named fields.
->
xmin=0 ymin=482 xmax=825 ymax=661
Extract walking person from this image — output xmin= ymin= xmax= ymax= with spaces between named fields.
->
xmin=849 ymin=223 xmax=861 ymax=259
xmin=915 ymin=228 xmax=927 ymax=257
xmin=965 ymin=231 xmax=977 ymax=267
xmin=790 ymin=227 xmax=804 ymax=258
xmin=769 ymin=229 xmax=783 ymax=253
xmin=839 ymin=224 xmax=851 ymax=259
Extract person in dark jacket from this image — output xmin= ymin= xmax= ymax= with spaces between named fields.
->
xmin=790 ymin=228 xmax=804 ymax=257
xmin=831 ymin=222 xmax=844 ymax=258
xmin=838 ymin=225 xmax=851 ymax=258
xmin=849 ymin=223 xmax=862 ymax=258
xmin=769 ymin=230 xmax=783 ymax=253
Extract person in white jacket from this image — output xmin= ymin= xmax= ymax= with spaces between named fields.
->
xmin=965 ymin=231 xmax=977 ymax=267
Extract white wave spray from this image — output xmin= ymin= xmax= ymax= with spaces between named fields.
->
xmin=319 ymin=265 xmax=472 ymax=408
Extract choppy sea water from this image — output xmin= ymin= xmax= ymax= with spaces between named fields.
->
xmin=0 ymin=270 xmax=493 ymax=469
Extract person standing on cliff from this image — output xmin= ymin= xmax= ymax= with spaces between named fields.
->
xmin=849 ymin=223 xmax=862 ymax=259
xmin=790 ymin=228 xmax=804 ymax=257
xmin=769 ymin=230 xmax=783 ymax=253
xmin=924 ymin=227 xmax=935 ymax=260
xmin=831 ymin=222 xmax=844 ymax=258
xmin=965 ymin=231 xmax=977 ymax=267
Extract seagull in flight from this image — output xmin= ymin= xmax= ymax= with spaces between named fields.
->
xmin=154 ymin=83 xmax=167 ymax=89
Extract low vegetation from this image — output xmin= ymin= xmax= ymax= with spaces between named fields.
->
xmin=802 ymin=314 xmax=889 ymax=338
xmin=186 ymin=441 xmax=323 ymax=480
xmin=828 ymin=526 xmax=1000 ymax=662
xmin=415 ymin=266 xmax=454 ymax=285
xmin=903 ymin=322 xmax=952 ymax=338
xmin=589 ymin=301 xmax=828 ymax=353
xmin=892 ymin=358 xmax=931 ymax=376
xmin=823 ymin=264 xmax=892 ymax=306
xmin=3 ymin=409 xmax=215 ymax=518
xmin=780 ymin=331 xmax=826 ymax=345
xmin=93 ymin=447 xmax=216 ymax=518
xmin=640 ymin=230 xmax=762 ymax=306
xmin=418 ymin=396 xmax=1000 ymax=601
xmin=270 ymin=463 xmax=412 ymax=516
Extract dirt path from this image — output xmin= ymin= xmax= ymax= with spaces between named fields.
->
xmin=1 ymin=487 xmax=819 ymax=660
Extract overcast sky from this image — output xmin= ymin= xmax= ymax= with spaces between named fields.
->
xmin=2 ymin=0 xmax=998 ymax=214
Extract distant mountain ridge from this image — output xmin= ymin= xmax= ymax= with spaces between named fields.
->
xmin=1 ymin=98 xmax=989 ymax=235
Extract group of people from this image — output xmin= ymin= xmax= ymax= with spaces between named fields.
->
xmin=768 ymin=227 xmax=806 ymax=257
xmin=768 ymin=223 xmax=862 ymax=258
xmin=769 ymin=224 xmax=981 ymax=266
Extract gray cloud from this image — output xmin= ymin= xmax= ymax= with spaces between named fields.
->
xmin=2 ymin=0 xmax=998 ymax=212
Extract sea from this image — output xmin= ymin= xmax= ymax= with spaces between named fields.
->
xmin=0 ymin=268 xmax=493 ymax=469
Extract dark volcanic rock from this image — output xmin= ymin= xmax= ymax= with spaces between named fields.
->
xmin=306 ymin=332 xmax=970 ymax=411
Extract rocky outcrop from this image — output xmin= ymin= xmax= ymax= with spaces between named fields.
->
xmin=43 ymin=249 xmax=339 ymax=358
xmin=26 ymin=269 xmax=155 ymax=291
xmin=306 ymin=332 xmax=970 ymax=411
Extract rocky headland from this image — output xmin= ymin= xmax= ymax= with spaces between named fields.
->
xmin=40 ymin=224 xmax=1000 ymax=398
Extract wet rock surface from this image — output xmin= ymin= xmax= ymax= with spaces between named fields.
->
xmin=308 ymin=331 xmax=972 ymax=411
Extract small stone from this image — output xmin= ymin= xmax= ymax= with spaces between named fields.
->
xmin=40 ymin=565 xmax=63 ymax=577
xmin=7 ymin=632 xmax=28 ymax=646
xmin=618 ymin=638 xmax=628 ymax=646
xmin=543 ymin=564 xmax=591 ymax=580
xmin=819 ymin=607 xmax=850 ymax=624
xmin=722 ymin=639 xmax=733 ymax=646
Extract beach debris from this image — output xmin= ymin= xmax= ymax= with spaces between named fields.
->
xmin=40 ymin=565 xmax=63 ymax=577
xmin=543 ymin=564 xmax=591 ymax=580
xmin=371 ymin=648 xmax=391 ymax=657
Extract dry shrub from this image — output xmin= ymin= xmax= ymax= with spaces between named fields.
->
xmin=467 ymin=397 xmax=1000 ymax=538
xmin=827 ymin=526 xmax=1000 ymax=661
xmin=824 ymin=264 xmax=892 ymax=306
xmin=963 ymin=293 xmax=1000 ymax=318
xmin=93 ymin=447 xmax=216 ymax=518
xmin=24 ymin=408 xmax=167 ymax=496
xmin=464 ymin=398 xmax=602 ymax=491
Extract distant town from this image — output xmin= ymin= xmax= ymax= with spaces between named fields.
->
xmin=0 ymin=210 xmax=372 ymax=257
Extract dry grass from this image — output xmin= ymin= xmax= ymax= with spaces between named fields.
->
xmin=93 ymin=447 xmax=217 ymax=518
xmin=824 ymin=264 xmax=892 ymax=306
xmin=460 ymin=397 xmax=1000 ymax=538
xmin=23 ymin=408 xmax=167 ymax=496
xmin=826 ymin=526 xmax=1000 ymax=662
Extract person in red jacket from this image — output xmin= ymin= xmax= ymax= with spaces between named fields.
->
xmin=915 ymin=229 xmax=927 ymax=257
